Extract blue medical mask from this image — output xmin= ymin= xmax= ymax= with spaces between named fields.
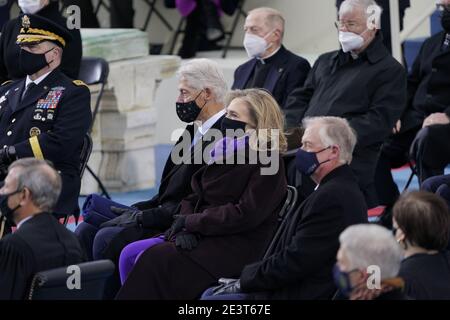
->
xmin=333 ymin=264 xmax=355 ymax=298
xmin=295 ymin=146 xmax=331 ymax=176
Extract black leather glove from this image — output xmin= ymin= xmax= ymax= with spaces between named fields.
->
xmin=0 ymin=146 xmax=17 ymax=176
xmin=212 ymin=279 xmax=241 ymax=296
xmin=175 ymin=232 xmax=200 ymax=250
xmin=164 ymin=215 xmax=186 ymax=240
xmin=100 ymin=207 xmax=143 ymax=228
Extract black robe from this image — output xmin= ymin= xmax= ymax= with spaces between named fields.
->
xmin=0 ymin=213 xmax=84 ymax=300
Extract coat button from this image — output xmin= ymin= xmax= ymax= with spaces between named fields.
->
xmin=11 ymin=118 xmax=16 ymax=123
xmin=7 ymin=131 xmax=12 ymax=136
xmin=41 ymin=118 xmax=46 ymax=122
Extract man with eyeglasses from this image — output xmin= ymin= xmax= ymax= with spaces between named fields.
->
xmin=336 ymin=0 xmax=410 ymax=55
xmin=284 ymin=0 xmax=407 ymax=209
xmin=375 ymin=0 xmax=450 ymax=225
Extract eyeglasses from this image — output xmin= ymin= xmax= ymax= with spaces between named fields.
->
xmin=335 ymin=21 xmax=360 ymax=32
xmin=436 ymin=3 xmax=450 ymax=12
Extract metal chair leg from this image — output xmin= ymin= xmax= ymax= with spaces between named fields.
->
xmin=86 ymin=165 xmax=111 ymax=199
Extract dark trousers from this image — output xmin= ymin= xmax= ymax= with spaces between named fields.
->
xmin=422 ymin=175 xmax=450 ymax=208
xmin=375 ymin=128 xmax=419 ymax=206
xmin=75 ymin=222 xmax=160 ymax=299
xmin=62 ymin=0 xmax=100 ymax=28
xmin=411 ymin=124 xmax=450 ymax=184
xmin=109 ymin=0 xmax=134 ymax=28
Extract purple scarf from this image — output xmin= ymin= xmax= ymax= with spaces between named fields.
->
xmin=209 ymin=135 xmax=250 ymax=164
xmin=176 ymin=0 xmax=222 ymax=17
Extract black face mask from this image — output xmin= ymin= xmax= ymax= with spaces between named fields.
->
xmin=19 ymin=48 xmax=54 ymax=76
xmin=221 ymin=117 xmax=248 ymax=133
xmin=0 ymin=190 xmax=22 ymax=227
xmin=442 ymin=10 xmax=450 ymax=32
xmin=176 ymin=91 xmax=206 ymax=123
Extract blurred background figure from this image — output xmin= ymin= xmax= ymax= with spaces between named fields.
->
xmin=393 ymin=191 xmax=450 ymax=300
xmin=334 ymin=224 xmax=405 ymax=300
xmin=0 ymin=0 xmax=14 ymax=30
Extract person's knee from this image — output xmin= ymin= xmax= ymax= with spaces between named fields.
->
xmin=93 ymin=227 xmax=122 ymax=260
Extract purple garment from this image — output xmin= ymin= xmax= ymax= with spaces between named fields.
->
xmin=176 ymin=0 xmax=221 ymax=17
xmin=209 ymin=135 xmax=250 ymax=164
xmin=119 ymin=235 xmax=166 ymax=284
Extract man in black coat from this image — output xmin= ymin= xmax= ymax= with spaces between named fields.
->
xmin=284 ymin=0 xmax=407 ymax=208
xmin=0 ymin=159 xmax=84 ymax=300
xmin=0 ymin=14 xmax=91 ymax=219
xmin=232 ymin=7 xmax=311 ymax=128
xmin=74 ymin=58 xmax=228 ymax=298
xmin=375 ymin=3 xmax=450 ymax=210
xmin=202 ymin=117 xmax=367 ymax=300
xmin=0 ymin=0 xmax=82 ymax=83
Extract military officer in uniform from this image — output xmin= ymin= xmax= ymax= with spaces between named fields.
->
xmin=0 ymin=14 xmax=92 ymax=220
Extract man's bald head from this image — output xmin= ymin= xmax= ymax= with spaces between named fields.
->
xmin=247 ymin=7 xmax=285 ymax=39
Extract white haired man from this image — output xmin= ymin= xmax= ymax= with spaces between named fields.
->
xmin=334 ymin=224 xmax=405 ymax=300
xmin=75 ymin=58 xmax=228 ymax=299
xmin=285 ymin=0 xmax=407 ymax=208
xmin=202 ymin=116 xmax=368 ymax=300
xmin=232 ymin=7 xmax=311 ymax=128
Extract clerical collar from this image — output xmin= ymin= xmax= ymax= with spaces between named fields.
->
xmin=257 ymin=46 xmax=282 ymax=65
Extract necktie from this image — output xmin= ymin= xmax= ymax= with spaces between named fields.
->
xmin=21 ymin=82 xmax=36 ymax=101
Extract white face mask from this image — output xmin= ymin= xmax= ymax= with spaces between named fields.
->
xmin=243 ymin=31 xmax=273 ymax=58
xmin=19 ymin=0 xmax=45 ymax=15
xmin=338 ymin=31 xmax=366 ymax=53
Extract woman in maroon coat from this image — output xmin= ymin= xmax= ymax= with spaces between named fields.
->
xmin=116 ymin=89 xmax=288 ymax=300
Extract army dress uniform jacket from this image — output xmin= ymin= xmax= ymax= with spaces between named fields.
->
xmin=0 ymin=69 xmax=92 ymax=216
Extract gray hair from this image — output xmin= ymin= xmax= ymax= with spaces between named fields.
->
xmin=248 ymin=7 xmax=286 ymax=39
xmin=177 ymin=58 xmax=228 ymax=104
xmin=339 ymin=0 xmax=383 ymax=29
xmin=339 ymin=224 xmax=403 ymax=279
xmin=302 ymin=117 xmax=357 ymax=164
xmin=9 ymin=158 xmax=62 ymax=212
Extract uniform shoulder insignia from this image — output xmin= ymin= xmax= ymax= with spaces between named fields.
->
xmin=1 ymin=80 xmax=13 ymax=86
xmin=73 ymin=80 xmax=89 ymax=88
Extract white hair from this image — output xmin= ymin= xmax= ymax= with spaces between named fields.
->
xmin=302 ymin=116 xmax=357 ymax=165
xmin=177 ymin=58 xmax=228 ymax=104
xmin=339 ymin=0 xmax=383 ymax=30
xmin=339 ymin=224 xmax=403 ymax=280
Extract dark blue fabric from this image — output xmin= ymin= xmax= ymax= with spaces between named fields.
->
xmin=81 ymin=194 xmax=132 ymax=228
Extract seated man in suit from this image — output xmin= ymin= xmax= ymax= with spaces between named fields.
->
xmin=0 ymin=158 xmax=84 ymax=300
xmin=375 ymin=0 xmax=450 ymax=217
xmin=232 ymin=7 xmax=311 ymax=128
xmin=75 ymin=58 xmax=228 ymax=298
xmin=284 ymin=0 xmax=407 ymax=208
xmin=202 ymin=116 xmax=367 ymax=300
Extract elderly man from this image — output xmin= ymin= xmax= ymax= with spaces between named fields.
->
xmin=232 ymin=7 xmax=311 ymax=128
xmin=75 ymin=58 xmax=228 ymax=298
xmin=285 ymin=0 xmax=407 ymax=208
xmin=0 ymin=158 xmax=84 ymax=300
xmin=334 ymin=224 xmax=405 ymax=300
xmin=376 ymin=0 xmax=450 ymax=212
xmin=202 ymin=117 xmax=367 ymax=300
xmin=0 ymin=14 xmax=91 ymax=220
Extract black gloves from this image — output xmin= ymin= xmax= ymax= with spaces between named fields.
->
xmin=0 ymin=146 xmax=17 ymax=176
xmin=164 ymin=215 xmax=186 ymax=240
xmin=100 ymin=206 xmax=143 ymax=228
xmin=212 ymin=278 xmax=242 ymax=296
xmin=175 ymin=232 xmax=200 ymax=251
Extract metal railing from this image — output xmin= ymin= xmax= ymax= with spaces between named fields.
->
xmin=390 ymin=0 xmax=438 ymax=63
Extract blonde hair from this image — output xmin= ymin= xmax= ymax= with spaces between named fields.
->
xmin=225 ymin=89 xmax=287 ymax=153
